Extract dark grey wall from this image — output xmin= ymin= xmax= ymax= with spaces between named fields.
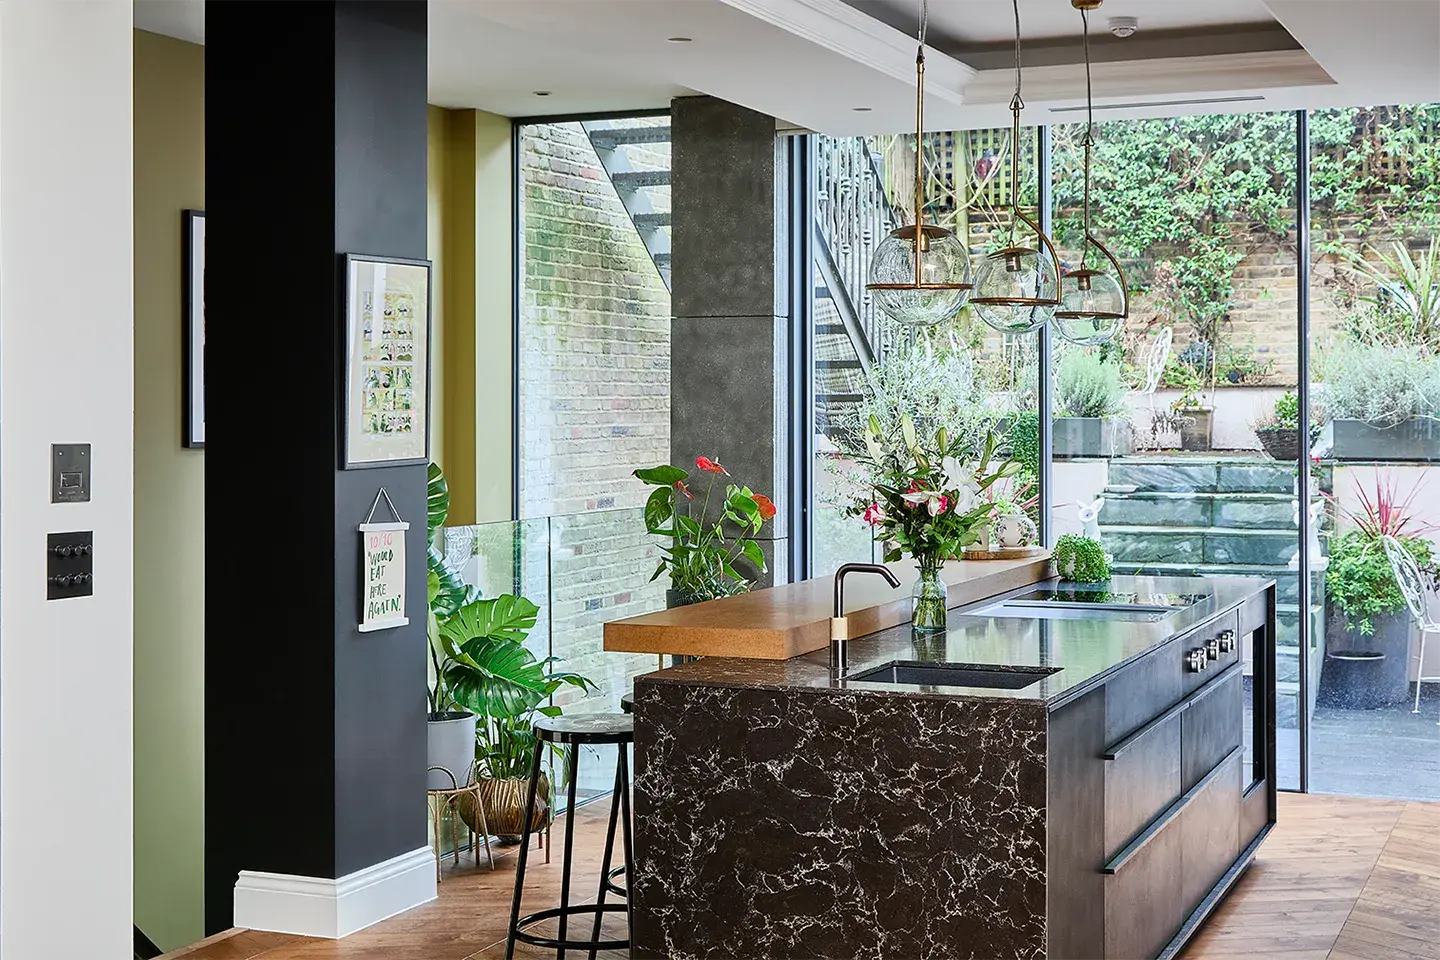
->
xmin=670 ymin=96 xmax=790 ymax=582
xmin=205 ymin=0 xmax=428 ymax=933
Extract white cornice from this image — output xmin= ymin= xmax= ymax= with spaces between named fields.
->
xmin=964 ymin=49 xmax=1334 ymax=106
xmin=717 ymin=0 xmax=976 ymax=105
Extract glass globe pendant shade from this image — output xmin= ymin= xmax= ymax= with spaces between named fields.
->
xmin=1054 ymin=267 xmax=1126 ymax=345
xmin=970 ymin=245 xmax=1060 ymax=334
xmin=867 ymin=224 xmax=972 ymax=327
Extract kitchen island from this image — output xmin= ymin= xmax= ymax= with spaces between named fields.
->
xmin=628 ymin=574 xmax=1277 ymax=960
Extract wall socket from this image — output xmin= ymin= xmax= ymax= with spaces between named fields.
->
xmin=52 ymin=443 xmax=91 ymax=503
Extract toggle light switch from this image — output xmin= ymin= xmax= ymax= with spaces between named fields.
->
xmin=47 ymin=531 xmax=93 ymax=600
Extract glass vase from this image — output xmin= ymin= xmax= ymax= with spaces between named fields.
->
xmin=911 ymin=555 xmax=948 ymax=638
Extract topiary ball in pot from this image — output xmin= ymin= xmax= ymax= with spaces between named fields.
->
xmin=1053 ymin=534 xmax=1112 ymax=583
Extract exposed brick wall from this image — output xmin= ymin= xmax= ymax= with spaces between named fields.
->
xmin=516 ymin=120 xmax=671 ymax=725
xmin=964 ymin=209 xmax=1428 ymax=386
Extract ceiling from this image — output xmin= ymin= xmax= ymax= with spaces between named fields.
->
xmin=846 ymin=0 xmax=1278 ymax=45
xmin=134 ymin=0 xmax=1440 ymax=134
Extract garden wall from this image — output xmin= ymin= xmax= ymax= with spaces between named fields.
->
xmin=517 ymin=121 xmax=672 ymax=713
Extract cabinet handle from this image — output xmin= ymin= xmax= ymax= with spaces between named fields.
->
xmin=1101 ymin=745 xmax=1243 ymax=875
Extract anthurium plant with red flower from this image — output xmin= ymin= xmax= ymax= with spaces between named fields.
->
xmin=846 ymin=411 xmax=1020 ymax=565
xmin=634 ymin=456 xmax=777 ymax=604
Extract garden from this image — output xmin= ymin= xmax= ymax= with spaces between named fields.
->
xmin=816 ymin=104 xmax=1440 ymax=797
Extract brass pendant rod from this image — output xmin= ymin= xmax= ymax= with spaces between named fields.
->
xmin=914 ymin=43 xmax=925 ymax=289
xmin=1080 ymin=6 xmax=1094 ymax=269
xmin=1007 ymin=0 xmax=1023 ymax=249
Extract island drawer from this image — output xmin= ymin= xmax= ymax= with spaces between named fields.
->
xmin=1102 ymin=706 xmax=1181 ymax=861
xmin=1101 ymin=746 xmax=1243 ymax=959
xmin=1101 ymin=660 xmax=1244 ymax=862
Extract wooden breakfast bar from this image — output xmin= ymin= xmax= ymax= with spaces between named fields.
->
xmin=602 ymin=555 xmax=1053 ymax=660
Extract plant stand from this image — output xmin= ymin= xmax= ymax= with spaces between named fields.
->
xmin=427 ymin=764 xmax=495 ymax=880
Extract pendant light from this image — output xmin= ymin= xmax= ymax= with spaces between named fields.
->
xmin=970 ymin=0 xmax=1063 ymax=335
xmin=866 ymin=0 xmax=972 ymax=328
xmin=1053 ymin=0 xmax=1128 ymax=345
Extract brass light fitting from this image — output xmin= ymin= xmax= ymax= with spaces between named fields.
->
xmin=1053 ymin=0 xmax=1129 ymax=344
xmin=969 ymin=0 xmax=1064 ymax=335
xmin=865 ymin=0 xmax=972 ymax=328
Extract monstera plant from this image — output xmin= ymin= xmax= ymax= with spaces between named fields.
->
xmin=425 ymin=460 xmax=594 ymax=835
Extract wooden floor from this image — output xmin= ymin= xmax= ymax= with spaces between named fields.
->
xmin=1181 ymin=794 xmax=1440 ymax=960
xmin=164 ymin=793 xmax=1438 ymax=960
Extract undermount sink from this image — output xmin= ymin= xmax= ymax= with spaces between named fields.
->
xmin=847 ymin=661 xmax=1060 ymax=690
xmin=973 ymin=587 xmax=1207 ymax=622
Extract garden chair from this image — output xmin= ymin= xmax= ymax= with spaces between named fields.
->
xmin=1130 ymin=327 xmax=1173 ymax=449
xmin=1381 ymin=534 xmax=1440 ymax=723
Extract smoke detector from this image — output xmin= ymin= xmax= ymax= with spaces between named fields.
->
xmin=1109 ymin=16 xmax=1139 ymax=38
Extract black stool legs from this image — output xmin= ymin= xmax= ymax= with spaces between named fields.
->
xmin=504 ymin=741 xmax=546 ymax=959
xmin=506 ymin=714 xmax=633 ymax=960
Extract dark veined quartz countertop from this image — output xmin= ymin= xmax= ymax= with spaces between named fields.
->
xmin=637 ymin=574 xmax=1271 ymax=710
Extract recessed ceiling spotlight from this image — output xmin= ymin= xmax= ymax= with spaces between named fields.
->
xmin=853 ymin=106 xmax=873 ymax=112
xmin=533 ymin=90 xmax=552 ymax=97
xmin=1108 ymin=16 xmax=1138 ymax=38
xmin=667 ymin=36 xmax=693 ymax=43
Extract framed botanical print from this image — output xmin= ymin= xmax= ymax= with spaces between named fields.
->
xmin=182 ymin=209 xmax=205 ymax=448
xmin=342 ymin=254 xmax=431 ymax=469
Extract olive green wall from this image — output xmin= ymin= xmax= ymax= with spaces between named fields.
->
xmin=131 ymin=60 xmax=514 ymax=954
xmin=428 ymin=106 xmax=513 ymax=525
xmin=133 ymin=28 xmax=205 ymax=952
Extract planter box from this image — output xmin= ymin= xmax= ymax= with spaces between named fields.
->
xmin=1178 ymin=407 xmax=1214 ymax=452
xmin=1318 ymin=609 xmax=1412 ymax=708
xmin=1052 ymin=417 xmax=1132 ymax=458
xmin=1324 ymin=417 xmax=1440 ymax=462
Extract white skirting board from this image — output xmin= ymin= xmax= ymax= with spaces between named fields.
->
xmin=233 ymin=846 xmax=437 ymax=939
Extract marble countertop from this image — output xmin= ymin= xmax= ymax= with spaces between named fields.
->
xmin=638 ymin=574 xmax=1271 ymax=709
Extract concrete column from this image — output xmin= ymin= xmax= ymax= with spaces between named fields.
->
xmin=670 ymin=97 xmax=791 ymax=583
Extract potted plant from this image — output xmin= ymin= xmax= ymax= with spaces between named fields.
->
xmin=1052 ymin=533 xmax=1112 ymax=583
xmin=1163 ymin=357 xmax=1212 ymax=451
xmin=432 ymin=593 xmax=594 ymax=839
xmin=1052 ymin=349 xmax=1131 ymax=458
xmin=1314 ymin=340 xmax=1440 ymax=461
xmin=842 ymin=413 xmax=1019 ymax=636
xmin=1254 ymin=391 xmax=1302 ymax=461
xmin=1321 ymin=475 xmax=1436 ymax=708
xmin=425 ymin=461 xmax=478 ymax=790
xmin=634 ymin=456 xmax=777 ymax=607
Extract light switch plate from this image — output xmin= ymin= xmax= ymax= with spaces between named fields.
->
xmin=51 ymin=443 xmax=91 ymax=503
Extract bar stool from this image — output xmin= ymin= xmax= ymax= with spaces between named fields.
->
xmin=602 ymin=694 xmax=635 ymax=900
xmin=505 ymin=714 xmax=634 ymax=959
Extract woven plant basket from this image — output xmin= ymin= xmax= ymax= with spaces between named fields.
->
xmin=457 ymin=773 xmax=551 ymax=838
xmin=1256 ymin=427 xmax=1301 ymax=462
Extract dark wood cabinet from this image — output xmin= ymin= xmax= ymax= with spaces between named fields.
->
xmin=1090 ymin=599 xmax=1273 ymax=960
xmin=1181 ymin=666 xmax=1243 ymax=792
xmin=1103 ymin=816 xmax=1185 ymax=960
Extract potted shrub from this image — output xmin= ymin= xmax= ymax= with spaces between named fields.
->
xmin=1320 ymin=475 xmax=1436 ymax=708
xmin=1254 ymin=391 xmax=1302 ymax=461
xmin=1164 ymin=357 xmax=1213 ymax=452
xmin=433 ymin=593 xmax=594 ymax=839
xmin=1314 ymin=340 xmax=1440 ymax=461
xmin=634 ymin=456 xmax=777 ymax=607
xmin=1052 ymin=349 xmax=1131 ymax=458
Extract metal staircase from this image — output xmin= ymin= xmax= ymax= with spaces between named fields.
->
xmin=578 ymin=122 xmax=896 ymax=429
xmin=814 ymin=135 xmax=901 ymax=436
xmin=582 ymin=118 xmax=673 ymax=290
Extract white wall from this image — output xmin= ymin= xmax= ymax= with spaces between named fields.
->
xmin=0 ymin=3 xmax=134 ymax=957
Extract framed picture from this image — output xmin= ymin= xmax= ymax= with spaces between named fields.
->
xmin=182 ymin=210 xmax=205 ymax=448
xmin=342 ymin=254 xmax=431 ymax=469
